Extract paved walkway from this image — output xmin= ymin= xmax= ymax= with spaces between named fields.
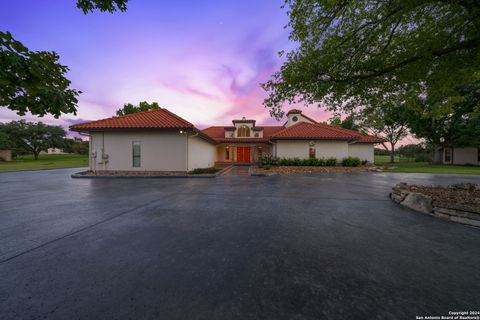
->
xmin=0 ymin=168 xmax=479 ymax=319
xmin=221 ymin=165 xmax=251 ymax=176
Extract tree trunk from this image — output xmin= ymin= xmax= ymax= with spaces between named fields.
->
xmin=431 ymin=144 xmax=440 ymax=164
xmin=390 ymin=143 xmax=396 ymax=163
xmin=33 ymin=151 xmax=39 ymax=160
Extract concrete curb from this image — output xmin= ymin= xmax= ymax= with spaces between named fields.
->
xmin=71 ymin=165 xmax=233 ymax=179
xmin=217 ymin=165 xmax=234 ymax=176
xmin=248 ymin=167 xmax=278 ymax=177
xmin=0 ymin=167 xmax=88 ymax=174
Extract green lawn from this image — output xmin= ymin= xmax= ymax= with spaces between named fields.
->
xmin=0 ymin=154 xmax=88 ymax=172
xmin=374 ymin=155 xmax=416 ymax=164
xmin=380 ymin=161 xmax=480 ymax=175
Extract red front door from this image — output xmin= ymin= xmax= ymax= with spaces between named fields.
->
xmin=236 ymin=147 xmax=251 ymax=163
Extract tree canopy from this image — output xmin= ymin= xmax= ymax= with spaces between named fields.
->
xmin=1 ymin=0 xmax=128 ymax=117
xmin=116 ymin=101 xmax=161 ymax=116
xmin=76 ymin=0 xmax=129 ymax=14
xmin=2 ymin=120 xmax=66 ymax=159
xmin=0 ymin=32 xmax=81 ymax=118
xmin=329 ymin=114 xmax=362 ymax=131
xmin=360 ymin=102 xmax=409 ymax=163
xmin=406 ymin=82 xmax=480 ymax=147
xmin=263 ymin=0 xmax=480 ymax=118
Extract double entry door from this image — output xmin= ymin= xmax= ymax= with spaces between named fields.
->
xmin=236 ymin=146 xmax=251 ymax=163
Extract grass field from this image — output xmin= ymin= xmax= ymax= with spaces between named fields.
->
xmin=0 ymin=154 xmax=88 ymax=172
xmin=376 ymin=159 xmax=480 ymax=175
xmin=374 ymin=155 xmax=417 ymax=163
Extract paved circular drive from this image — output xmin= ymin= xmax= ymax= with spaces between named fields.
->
xmin=0 ymin=169 xmax=479 ymax=319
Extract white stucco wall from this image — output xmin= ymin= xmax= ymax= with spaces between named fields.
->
xmin=89 ymin=131 xmax=188 ymax=171
xmin=275 ymin=140 xmax=349 ymax=160
xmin=285 ymin=113 xmax=315 ymax=127
xmin=453 ymin=147 xmax=479 ymax=165
xmin=348 ymin=143 xmax=374 ymax=163
xmin=188 ymin=136 xmax=216 ymax=170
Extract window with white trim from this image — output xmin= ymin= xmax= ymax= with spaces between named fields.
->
xmin=444 ymin=148 xmax=452 ymax=163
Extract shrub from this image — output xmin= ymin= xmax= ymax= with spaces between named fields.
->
xmin=325 ymin=157 xmax=337 ymax=166
xmin=260 ymin=154 xmax=279 ymax=166
xmin=278 ymin=157 xmax=288 ymax=166
xmin=341 ymin=156 xmax=361 ymax=167
xmin=301 ymin=159 xmax=310 ymax=166
xmin=263 ymin=164 xmax=272 ymax=170
xmin=361 ymin=160 xmax=368 ymax=165
xmin=414 ymin=154 xmax=431 ymax=162
xmin=307 ymin=158 xmax=318 ymax=166
xmin=190 ymin=167 xmax=221 ymax=174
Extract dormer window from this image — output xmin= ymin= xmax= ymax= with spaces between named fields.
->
xmin=292 ymin=116 xmax=298 ymax=122
xmin=237 ymin=125 xmax=250 ymax=137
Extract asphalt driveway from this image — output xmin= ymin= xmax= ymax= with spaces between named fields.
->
xmin=0 ymin=169 xmax=479 ymax=319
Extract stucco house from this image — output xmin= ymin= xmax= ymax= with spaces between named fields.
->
xmin=70 ymin=108 xmax=383 ymax=172
xmin=434 ymin=146 xmax=480 ymax=165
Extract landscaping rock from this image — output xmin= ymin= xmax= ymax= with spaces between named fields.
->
xmin=391 ymin=182 xmax=480 ymax=228
xmin=401 ymin=192 xmax=433 ymax=214
xmin=451 ymin=183 xmax=478 ymax=191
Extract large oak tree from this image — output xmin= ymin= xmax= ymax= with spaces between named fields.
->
xmin=2 ymin=120 xmax=66 ymax=160
xmin=263 ymin=0 xmax=480 ymax=118
xmin=0 ymin=0 xmax=128 ymax=117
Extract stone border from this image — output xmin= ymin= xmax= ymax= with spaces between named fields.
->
xmin=71 ymin=165 xmax=233 ymax=179
xmin=390 ymin=183 xmax=480 ymax=228
xmin=249 ymin=165 xmax=382 ymax=176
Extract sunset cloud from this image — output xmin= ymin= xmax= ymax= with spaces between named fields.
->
xmin=0 ymin=0 xmax=333 ymax=133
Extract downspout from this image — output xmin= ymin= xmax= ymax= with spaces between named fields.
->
xmin=102 ymin=132 xmax=105 ymax=171
xmin=89 ymin=133 xmax=92 ymax=171
xmin=186 ymin=130 xmax=199 ymax=172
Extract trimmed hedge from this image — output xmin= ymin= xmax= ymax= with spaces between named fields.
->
xmin=260 ymin=155 xmax=362 ymax=167
xmin=341 ymin=156 xmax=361 ymax=167
xmin=189 ymin=167 xmax=221 ymax=174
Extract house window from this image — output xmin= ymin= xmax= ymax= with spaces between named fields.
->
xmin=444 ymin=148 xmax=452 ymax=163
xmin=225 ymin=147 xmax=230 ymax=160
xmin=237 ymin=125 xmax=250 ymax=137
xmin=254 ymin=132 xmax=259 ymax=137
xmin=292 ymin=116 xmax=298 ymax=122
xmin=132 ymin=141 xmax=141 ymax=167
xmin=309 ymin=142 xmax=316 ymax=159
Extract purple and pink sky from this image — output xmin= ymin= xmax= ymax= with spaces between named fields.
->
xmin=0 ymin=0 xmax=337 ymax=133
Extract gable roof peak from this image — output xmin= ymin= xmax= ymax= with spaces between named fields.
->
xmin=286 ymin=109 xmax=303 ymax=115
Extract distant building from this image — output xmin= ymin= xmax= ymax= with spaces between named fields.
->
xmin=0 ymin=149 xmax=12 ymax=161
xmin=434 ymin=147 xmax=480 ymax=166
xmin=40 ymin=148 xmax=66 ymax=155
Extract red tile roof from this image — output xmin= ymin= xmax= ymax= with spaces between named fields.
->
xmin=270 ymin=122 xmax=384 ymax=143
xmin=70 ymin=108 xmax=382 ymax=144
xmin=202 ymin=126 xmax=284 ymax=143
xmin=69 ymin=108 xmax=194 ymax=131
xmin=286 ymin=109 xmax=302 ymax=115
